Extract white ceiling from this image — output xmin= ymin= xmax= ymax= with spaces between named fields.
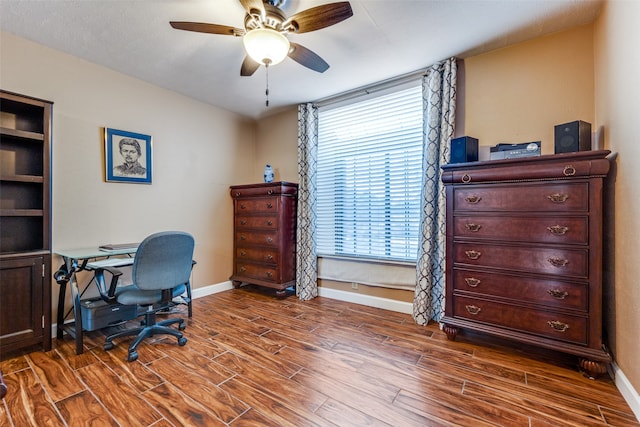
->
xmin=0 ymin=0 xmax=602 ymax=119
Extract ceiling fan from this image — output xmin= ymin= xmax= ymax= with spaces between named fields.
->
xmin=170 ymin=0 xmax=353 ymax=77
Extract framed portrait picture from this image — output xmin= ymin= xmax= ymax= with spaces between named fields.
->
xmin=104 ymin=128 xmax=152 ymax=184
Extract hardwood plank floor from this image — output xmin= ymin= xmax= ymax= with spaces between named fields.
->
xmin=1 ymin=285 xmax=638 ymax=426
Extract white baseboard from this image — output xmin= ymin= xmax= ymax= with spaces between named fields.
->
xmin=613 ymin=362 xmax=640 ymax=421
xmin=318 ymin=286 xmax=414 ymax=314
xmin=190 ymin=280 xmax=234 ymax=299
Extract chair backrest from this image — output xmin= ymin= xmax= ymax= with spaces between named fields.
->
xmin=132 ymin=231 xmax=195 ymax=291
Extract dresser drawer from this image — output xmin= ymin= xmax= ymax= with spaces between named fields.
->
xmin=452 ymin=296 xmax=588 ymax=345
xmin=453 ymin=183 xmax=588 ymax=212
xmin=235 ymin=262 xmax=279 ymax=283
xmin=453 ymin=268 xmax=588 ymax=311
xmin=235 ymin=215 xmax=278 ymax=230
xmin=453 ymin=215 xmax=588 ymax=245
xmin=236 ymin=197 xmax=279 ymax=213
xmin=236 ymin=230 xmax=279 ymax=247
xmin=236 ymin=247 xmax=279 ymax=264
xmin=453 ymin=242 xmax=588 ymax=278
xmin=231 ymin=183 xmax=297 ymax=198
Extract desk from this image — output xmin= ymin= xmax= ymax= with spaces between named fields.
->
xmin=55 ymin=246 xmax=137 ymax=354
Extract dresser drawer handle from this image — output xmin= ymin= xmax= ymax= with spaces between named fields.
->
xmin=563 ymin=165 xmax=576 ymax=176
xmin=547 ymin=289 xmax=569 ymax=299
xmin=240 ymin=235 xmax=246 ymax=241
xmin=547 ymin=193 xmax=569 ymax=203
xmin=465 ymin=223 xmax=482 ymax=232
xmin=240 ymin=250 xmax=247 ymax=257
xmin=267 ymin=189 xmax=274 ymax=195
xmin=461 ymin=173 xmax=472 ymax=183
xmin=266 ymin=271 xmax=273 ymax=278
xmin=265 ymin=254 xmax=274 ymax=261
xmin=266 ymin=220 xmax=273 ymax=226
xmin=465 ymin=305 xmax=481 ymax=315
xmin=239 ymin=266 xmax=246 ymax=273
xmin=547 ymin=320 xmax=569 ymax=332
xmin=547 ymin=225 xmax=569 ymax=235
xmin=240 ymin=220 xmax=247 ymax=226
xmin=464 ymin=277 xmax=481 ymax=287
xmin=464 ymin=195 xmax=482 ymax=204
xmin=240 ymin=203 xmax=246 ymax=209
xmin=266 ymin=237 xmax=273 ymax=244
xmin=266 ymin=202 xmax=273 ymax=209
xmin=547 ymin=257 xmax=569 ymax=267
xmin=235 ymin=192 xmax=241 ymax=197
xmin=465 ymin=250 xmax=481 ymax=260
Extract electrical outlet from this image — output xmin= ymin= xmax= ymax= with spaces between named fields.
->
xmin=351 ymin=282 xmax=358 ymax=290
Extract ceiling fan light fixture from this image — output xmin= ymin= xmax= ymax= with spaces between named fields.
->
xmin=243 ymin=28 xmax=290 ymax=66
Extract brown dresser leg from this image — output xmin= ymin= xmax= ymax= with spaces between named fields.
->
xmin=443 ymin=324 xmax=459 ymax=341
xmin=232 ymin=280 xmax=242 ymax=289
xmin=0 ymin=369 xmax=7 ymax=399
xmin=579 ymin=358 xmax=608 ymax=379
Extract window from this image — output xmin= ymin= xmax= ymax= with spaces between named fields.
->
xmin=316 ymin=83 xmax=423 ymax=262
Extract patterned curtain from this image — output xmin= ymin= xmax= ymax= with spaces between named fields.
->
xmin=296 ymin=103 xmax=319 ymax=300
xmin=413 ymin=58 xmax=457 ymax=324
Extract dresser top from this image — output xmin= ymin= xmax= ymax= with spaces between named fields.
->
xmin=442 ymin=150 xmax=612 ymax=184
xmin=230 ymin=181 xmax=298 ymax=190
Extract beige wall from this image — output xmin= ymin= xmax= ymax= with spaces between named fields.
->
xmin=463 ymin=24 xmax=595 ymax=154
xmin=255 ymin=108 xmax=299 ymax=183
xmin=0 ymin=32 xmax=257 ymax=321
xmin=594 ymin=0 xmax=640 ymax=396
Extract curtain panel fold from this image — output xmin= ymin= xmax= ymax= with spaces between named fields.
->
xmin=413 ymin=57 xmax=457 ymax=324
xmin=296 ymin=103 xmax=319 ymax=300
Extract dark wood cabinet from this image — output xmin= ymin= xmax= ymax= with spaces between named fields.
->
xmin=230 ymin=182 xmax=298 ymax=296
xmin=441 ymin=150 xmax=612 ymax=378
xmin=0 ymin=90 xmax=52 ymax=357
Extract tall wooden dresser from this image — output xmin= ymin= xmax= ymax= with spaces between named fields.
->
xmin=230 ymin=182 xmax=298 ymax=296
xmin=441 ymin=150 xmax=612 ymax=378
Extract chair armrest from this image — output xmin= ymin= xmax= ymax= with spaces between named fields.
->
xmin=94 ymin=267 xmax=124 ymax=303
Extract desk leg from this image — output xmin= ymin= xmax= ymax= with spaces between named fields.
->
xmin=58 ymin=257 xmax=85 ymax=354
xmin=56 ymin=280 xmax=67 ymax=340
xmin=69 ymin=272 xmax=84 ymax=355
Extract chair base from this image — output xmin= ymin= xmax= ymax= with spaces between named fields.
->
xmin=104 ymin=310 xmax=187 ymax=362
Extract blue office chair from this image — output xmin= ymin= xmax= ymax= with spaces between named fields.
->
xmin=103 ymin=231 xmax=195 ymax=362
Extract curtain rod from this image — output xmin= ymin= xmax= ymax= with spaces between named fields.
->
xmin=313 ymin=67 xmax=427 ymax=108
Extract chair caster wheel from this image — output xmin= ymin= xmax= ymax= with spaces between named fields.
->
xmin=104 ymin=342 xmax=114 ymax=351
xmin=178 ymin=337 xmax=187 ymax=346
xmin=178 ymin=322 xmax=186 ymax=331
xmin=127 ymin=352 xmax=138 ymax=362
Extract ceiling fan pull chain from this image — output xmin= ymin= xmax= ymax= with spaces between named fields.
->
xmin=265 ymin=62 xmax=270 ymax=107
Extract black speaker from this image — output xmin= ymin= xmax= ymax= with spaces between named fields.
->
xmin=450 ymin=136 xmax=478 ymax=163
xmin=554 ymin=120 xmax=591 ymax=154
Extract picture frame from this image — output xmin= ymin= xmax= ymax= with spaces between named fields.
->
xmin=104 ymin=128 xmax=152 ymax=184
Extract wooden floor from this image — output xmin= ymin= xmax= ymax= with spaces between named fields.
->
xmin=1 ymin=285 xmax=638 ymax=426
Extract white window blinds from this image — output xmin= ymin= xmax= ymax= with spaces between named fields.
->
xmin=317 ymin=84 xmax=423 ymax=262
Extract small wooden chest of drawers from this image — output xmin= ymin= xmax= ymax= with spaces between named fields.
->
xmin=229 ymin=182 xmax=298 ymax=296
xmin=441 ymin=150 xmax=612 ymax=378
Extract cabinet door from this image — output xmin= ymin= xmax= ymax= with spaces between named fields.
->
xmin=0 ymin=256 xmax=45 ymax=356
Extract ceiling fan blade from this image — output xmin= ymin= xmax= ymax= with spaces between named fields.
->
xmin=241 ymin=56 xmax=261 ymax=76
xmin=288 ymin=42 xmax=330 ymax=73
xmin=284 ymin=2 xmax=353 ymax=34
xmin=239 ymin=0 xmax=265 ymax=16
xmin=170 ymin=21 xmax=244 ymax=36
